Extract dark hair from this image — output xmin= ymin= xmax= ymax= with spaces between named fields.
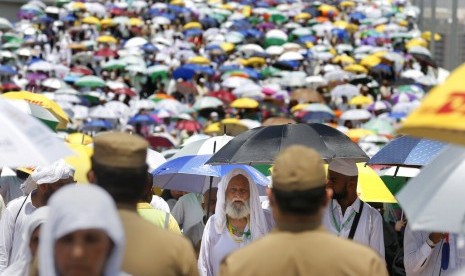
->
xmin=91 ymin=159 xmax=148 ymax=205
xmin=272 ymin=186 xmax=326 ymax=215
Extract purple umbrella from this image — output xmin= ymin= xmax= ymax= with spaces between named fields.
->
xmin=257 ymin=22 xmax=275 ymax=31
xmin=26 ymin=72 xmax=48 ymax=83
xmin=366 ymin=101 xmax=392 ymax=112
xmin=391 ymin=93 xmax=417 ymax=104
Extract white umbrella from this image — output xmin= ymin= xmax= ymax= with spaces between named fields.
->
xmin=171 ymin=135 xmax=234 ymax=158
xmin=222 ymin=77 xmax=254 ymax=89
xmin=104 ymin=101 xmax=130 ymax=117
xmin=340 ymin=109 xmax=372 ymax=121
xmin=0 ymin=18 xmax=13 ymax=30
xmin=193 ymin=96 xmax=223 ymax=110
xmin=42 ymin=78 xmax=68 ymax=90
xmin=401 ymin=69 xmax=424 ymax=79
xmin=324 ymin=70 xmax=350 ymax=82
xmin=156 ymin=99 xmax=189 ymax=115
xmin=330 ymin=84 xmax=359 ymax=98
xmin=53 ymin=94 xmax=82 ymax=104
xmin=397 ymin=145 xmax=465 ymax=233
xmin=147 ymin=149 xmax=167 ymax=172
xmin=279 ymin=71 xmax=307 ymax=87
xmin=0 ymin=98 xmax=73 ymax=167
xmin=55 ymin=88 xmax=79 ymax=95
xmin=130 ymin=99 xmax=156 ymax=111
xmin=266 ymin=46 xmax=284 ymax=56
xmin=89 ymin=106 xmax=120 ymax=119
xmin=266 ymin=29 xmax=288 ymax=40
xmin=232 ymin=83 xmax=262 ymax=97
xmin=278 ymin=51 xmax=304 ymax=61
xmin=180 ymin=134 xmax=211 ymax=147
xmin=305 ymin=76 xmax=328 ymax=88
xmin=29 ymin=61 xmax=53 ymax=72
xmin=71 ymin=105 xmax=89 ymax=120
xmin=124 ymin=37 xmax=149 ymax=48
xmin=239 ymin=44 xmax=265 ymax=54
xmin=152 ymin=16 xmax=171 ymax=25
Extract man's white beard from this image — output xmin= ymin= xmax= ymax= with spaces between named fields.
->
xmin=225 ymin=199 xmax=250 ymax=219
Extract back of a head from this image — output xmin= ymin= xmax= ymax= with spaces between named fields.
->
xmin=272 ymin=145 xmax=327 ymax=215
xmin=39 ymin=185 xmax=124 ymax=276
xmin=92 ymin=132 xmax=149 ymax=205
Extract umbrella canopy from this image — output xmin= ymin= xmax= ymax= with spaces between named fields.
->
xmin=75 ymin=76 xmax=106 ymax=88
xmin=397 ymin=145 xmax=465 ymax=233
xmin=206 ymin=123 xmax=368 ymax=165
xmin=2 ymin=91 xmax=69 ymax=129
xmin=230 ymin=98 xmax=259 ymax=109
xmin=340 ymin=109 xmax=372 ymax=121
xmin=171 ymin=135 xmax=234 ymax=158
xmin=399 ymin=63 xmax=465 ymax=145
xmin=367 ymin=136 xmax=446 ymax=168
xmin=152 ymin=154 xmax=269 ymax=194
xmin=291 ymin=88 xmax=324 ymax=103
xmin=5 ymin=99 xmax=59 ymax=130
xmin=192 ymin=96 xmax=223 ymax=110
xmin=0 ymin=98 xmax=72 ymax=167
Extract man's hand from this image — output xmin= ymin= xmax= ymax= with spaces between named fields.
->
xmin=395 ymin=220 xmax=406 ymax=231
xmin=429 ymin=232 xmax=444 ymax=244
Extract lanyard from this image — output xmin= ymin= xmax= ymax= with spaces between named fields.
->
xmin=330 ymin=200 xmax=356 ymax=234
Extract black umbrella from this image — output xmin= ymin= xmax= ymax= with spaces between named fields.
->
xmin=206 ymin=123 xmax=369 ymax=165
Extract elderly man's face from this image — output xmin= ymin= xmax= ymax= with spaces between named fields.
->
xmin=225 ymin=175 xmax=250 ymax=219
xmin=226 ymin=175 xmax=250 ymax=203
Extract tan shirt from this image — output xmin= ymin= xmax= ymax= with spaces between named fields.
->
xmin=220 ymin=226 xmax=388 ymax=276
xmin=118 ymin=209 xmax=198 ymax=276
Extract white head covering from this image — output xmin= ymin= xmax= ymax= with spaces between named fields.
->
xmin=214 ymin=168 xmax=269 ymax=240
xmin=31 ymin=159 xmax=75 ymax=185
xmin=39 ymin=185 xmax=124 ymax=276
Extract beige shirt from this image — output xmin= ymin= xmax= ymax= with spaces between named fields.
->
xmin=118 ymin=209 xmax=198 ymax=276
xmin=220 ymin=226 xmax=388 ymax=276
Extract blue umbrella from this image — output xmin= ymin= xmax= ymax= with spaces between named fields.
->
xmin=183 ymin=28 xmax=203 ymax=37
xmin=62 ymin=14 xmax=76 ymax=22
xmin=350 ymin=12 xmax=366 ymax=21
xmin=299 ymin=111 xmax=335 ymax=123
xmin=141 ymin=43 xmax=158 ymax=53
xmin=183 ymin=64 xmax=214 ymax=75
xmin=128 ymin=114 xmax=160 ymax=126
xmin=172 ymin=66 xmax=196 ymax=80
xmin=0 ymin=65 xmax=17 ymax=75
xmin=82 ymin=119 xmax=113 ymax=130
xmin=367 ymin=136 xmax=447 ymax=169
xmin=152 ymin=154 xmax=269 ymax=194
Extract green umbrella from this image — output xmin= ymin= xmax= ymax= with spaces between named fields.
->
xmin=75 ymin=76 xmax=106 ymax=88
xmin=252 ymin=164 xmax=272 ymax=176
xmin=271 ymin=13 xmax=287 ymax=24
xmin=260 ymin=66 xmax=281 ymax=78
xmin=363 ymin=118 xmax=396 ymax=136
xmin=265 ymin=37 xmax=286 ymax=48
xmin=102 ymin=60 xmax=126 ymax=71
xmin=147 ymin=65 xmax=169 ymax=81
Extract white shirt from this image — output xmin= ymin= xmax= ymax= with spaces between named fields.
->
xmin=198 ymin=215 xmax=253 ymax=276
xmin=0 ymin=195 xmax=36 ymax=273
xmin=323 ymin=198 xmax=385 ymax=258
xmin=404 ymin=227 xmax=465 ymax=276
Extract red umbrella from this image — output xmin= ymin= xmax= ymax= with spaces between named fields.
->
xmin=113 ymin=87 xmax=137 ymax=97
xmin=1 ymin=83 xmax=20 ymax=91
xmin=207 ymin=90 xmax=236 ymax=103
xmin=175 ymin=120 xmax=202 ymax=132
xmin=146 ymin=134 xmax=176 ymax=149
xmin=95 ymin=48 xmax=118 ymax=58
xmin=70 ymin=66 xmax=93 ymax=76
xmin=176 ymin=81 xmax=198 ymax=95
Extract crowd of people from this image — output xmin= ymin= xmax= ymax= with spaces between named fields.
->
xmin=0 ymin=0 xmax=461 ymax=275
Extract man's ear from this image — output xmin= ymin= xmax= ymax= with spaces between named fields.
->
xmin=87 ymin=170 xmax=95 ymax=184
xmin=325 ymin=188 xmax=333 ymax=207
xmin=267 ymin=188 xmax=276 ymax=208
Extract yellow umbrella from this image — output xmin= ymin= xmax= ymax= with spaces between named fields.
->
xmin=183 ymin=22 xmax=202 ymax=30
xmin=333 ymin=20 xmax=349 ymax=29
xmin=360 ymin=55 xmax=381 ymax=68
xmin=220 ymin=118 xmax=249 ymax=136
xmin=129 ymin=18 xmax=143 ymax=27
xmin=421 ymin=31 xmax=442 ymax=41
xmin=170 ymin=0 xmax=185 ymax=5
xmin=221 ymin=4 xmax=234 ymax=11
xmin=67 ymin=43 xmax=87 ymax=50
xmin=204 ymin=122 xmax=221 ymax=134
xmin=346 ymin=128 xmax=375 ymax=143
xmin=373 ymin=51 xmax=389 ymax=58
xmin=2 ymin=91 xmax=69 ymax=129
xmin=343 ymin=64 xmax=368 ymax=74
xmin=346 ymin=23 xmax=359 ymax=33
xmin=305 ymin=42 xmax=314 ymax=49
xmin=294 ymin=13 xmax=312 ymax=21
xmin=71 ymin=2 xmax=86 ymax=10
xmin=399 ymin=63 xmax=465 ymax=145
xmin=97 ymin=35 xmax=117 ymax=44
xmin=65 ymin=133 xmax=93 ymax=145
xmin=375 ymin=24 xmax=386 ymax=32
xmin=325 ymin=163 xmax=397 ymax=203
xmin=241 ymin=57 xmax=266 ymax=67
xmin=82 ymin=16 xmax=101 ymax=25
xmin=332 ymin=55 xmax=355 ymax=65
xmin=220 ymin=42 xmax=235 ymax=52
xmin=231 ymin=98 xmax=259 ymax=109
xmin=319 ymin=4 xmax=339 ymax=13
xmin=406 ymin=38 xmax=428 ymax=49
xmin=340 ymin=1 xmax=356 ymax=8
xmin=65 ymin=143 xmax=92 ymax=184
xmin=101 ymin=18 xmax=116 ymax=27
xmin=290 ymin=103 xmax=310 ymax=113
xmin=349 ymin=95 xmax=373 ymax=106
xmin=187 ymin=56 xmax=211 ymax=65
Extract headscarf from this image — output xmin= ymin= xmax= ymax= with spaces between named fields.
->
xmin=39 ymin=185 xmax=124 ymax=276
xmin=214 ymin=168 xmax=269 ymax=241
xmin=31 ymin=159 xmax=75 ymax=185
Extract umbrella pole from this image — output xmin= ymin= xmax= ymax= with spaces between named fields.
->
xmin=206 ymin=141 xmax=218 ymax=221
xmin=393 ymin=166 xmax=400 ymax=178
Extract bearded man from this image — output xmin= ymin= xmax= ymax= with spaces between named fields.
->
xmin=198 ymin=169 xmax=274 ymax=276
